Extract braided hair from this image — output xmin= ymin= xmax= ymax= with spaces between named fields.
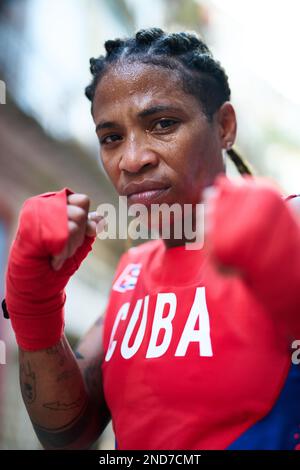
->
xmin=85 ymin=27 xmax=252 ymax=176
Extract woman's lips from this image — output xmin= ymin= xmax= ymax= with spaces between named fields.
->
xmin=127 ymin=187 xmax=171 ymax=205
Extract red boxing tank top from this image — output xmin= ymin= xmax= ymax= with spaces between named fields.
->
xmin=101 ymin=239 xmax=295 ymax=450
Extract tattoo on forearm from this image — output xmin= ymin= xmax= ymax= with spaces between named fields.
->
xmin=56 ymin=368 xmax=77 ymax=382
xmin=43 ymin=395 xmax=83 ymax=411
xmin=32 ymin=400 xmax=91 ymax=448
xmin=46 ymin=343 xmax=65 ymax=366
xmin=74 ymin=350 xmax=84 ymax=360
xmin=20 ymin=361 xmax=37 ymax=405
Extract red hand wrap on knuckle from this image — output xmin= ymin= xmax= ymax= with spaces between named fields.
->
xmin=5 ymin=188 xmax=94 ymax=351
xmin=210 ymin=176 xmax=300 ymax=335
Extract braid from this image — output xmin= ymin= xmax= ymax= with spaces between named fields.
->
xmin=104 ymin=38 xmax=125 ymax=56
xmin=84 ymin=29 xmax=229 ymax=113
xmin=135 ymin=27 xmax=164 ymax=45
xmin=85 ymin=28 xmax=252 ymax=176
xmin=226 ymin=148 xmax=253 ymax=176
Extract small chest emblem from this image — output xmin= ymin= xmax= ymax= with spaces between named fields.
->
xmin=112 ymin=263 xmax=142 ymax=293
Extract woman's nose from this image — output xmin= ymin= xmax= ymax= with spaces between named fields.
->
xmin=119 ymin=137 xmax=159 ymax=174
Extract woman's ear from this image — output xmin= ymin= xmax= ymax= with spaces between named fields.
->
xmin=215 ymin=102 xmax=237 ymax=150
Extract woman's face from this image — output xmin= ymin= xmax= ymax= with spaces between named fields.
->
xmin=93 ymin=61 xmax=235 ymax=209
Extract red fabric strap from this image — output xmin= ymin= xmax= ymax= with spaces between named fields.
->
xmin=5 ymin=188 xmax=94 ymax=350
xmin=210 ymin=176 xmax=300 ymax=337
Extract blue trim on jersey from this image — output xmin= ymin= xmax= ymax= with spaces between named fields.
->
xmin=227 ymin=364 xmax=300 ymax=450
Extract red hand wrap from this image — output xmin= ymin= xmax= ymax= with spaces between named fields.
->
xmin=5 ymin=188 xmax=95 ymax=351
xmin=209 ymin=176 xmax=300 ymax=335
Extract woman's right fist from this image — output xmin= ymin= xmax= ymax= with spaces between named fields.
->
xmin=51 ymin=193 xmax=96 ymax=271
xmin=5 ymin=188 xmax=96 ymax=351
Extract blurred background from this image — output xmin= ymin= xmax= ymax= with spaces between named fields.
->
xmin=0 ymin=0 xmax=299 ymax=449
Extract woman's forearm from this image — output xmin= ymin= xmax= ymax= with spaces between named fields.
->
xmin=19 ymin=335 xmax=105 ymax=449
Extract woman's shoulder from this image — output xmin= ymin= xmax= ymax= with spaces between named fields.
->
xmin=124 ymin=239 xmax=164 ymax=261
xmin=113 ymin=239 xmax=164 ymax=277
xmin=110 ymin=240 xmax=164 ymax=293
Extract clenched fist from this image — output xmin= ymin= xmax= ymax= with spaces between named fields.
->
xmin=204 ymin=176 xmax=300 ymax=336
xmin=5 ymin=188 xmax=98 ymax=351
xmin=51 ymin=193 xmax=97 ymax=271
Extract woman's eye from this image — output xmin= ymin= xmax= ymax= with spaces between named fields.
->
xmin=153 ymin=119 xmax=179 ymax=131
xmin=100 ymin=134 xmax=122 ymax=145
